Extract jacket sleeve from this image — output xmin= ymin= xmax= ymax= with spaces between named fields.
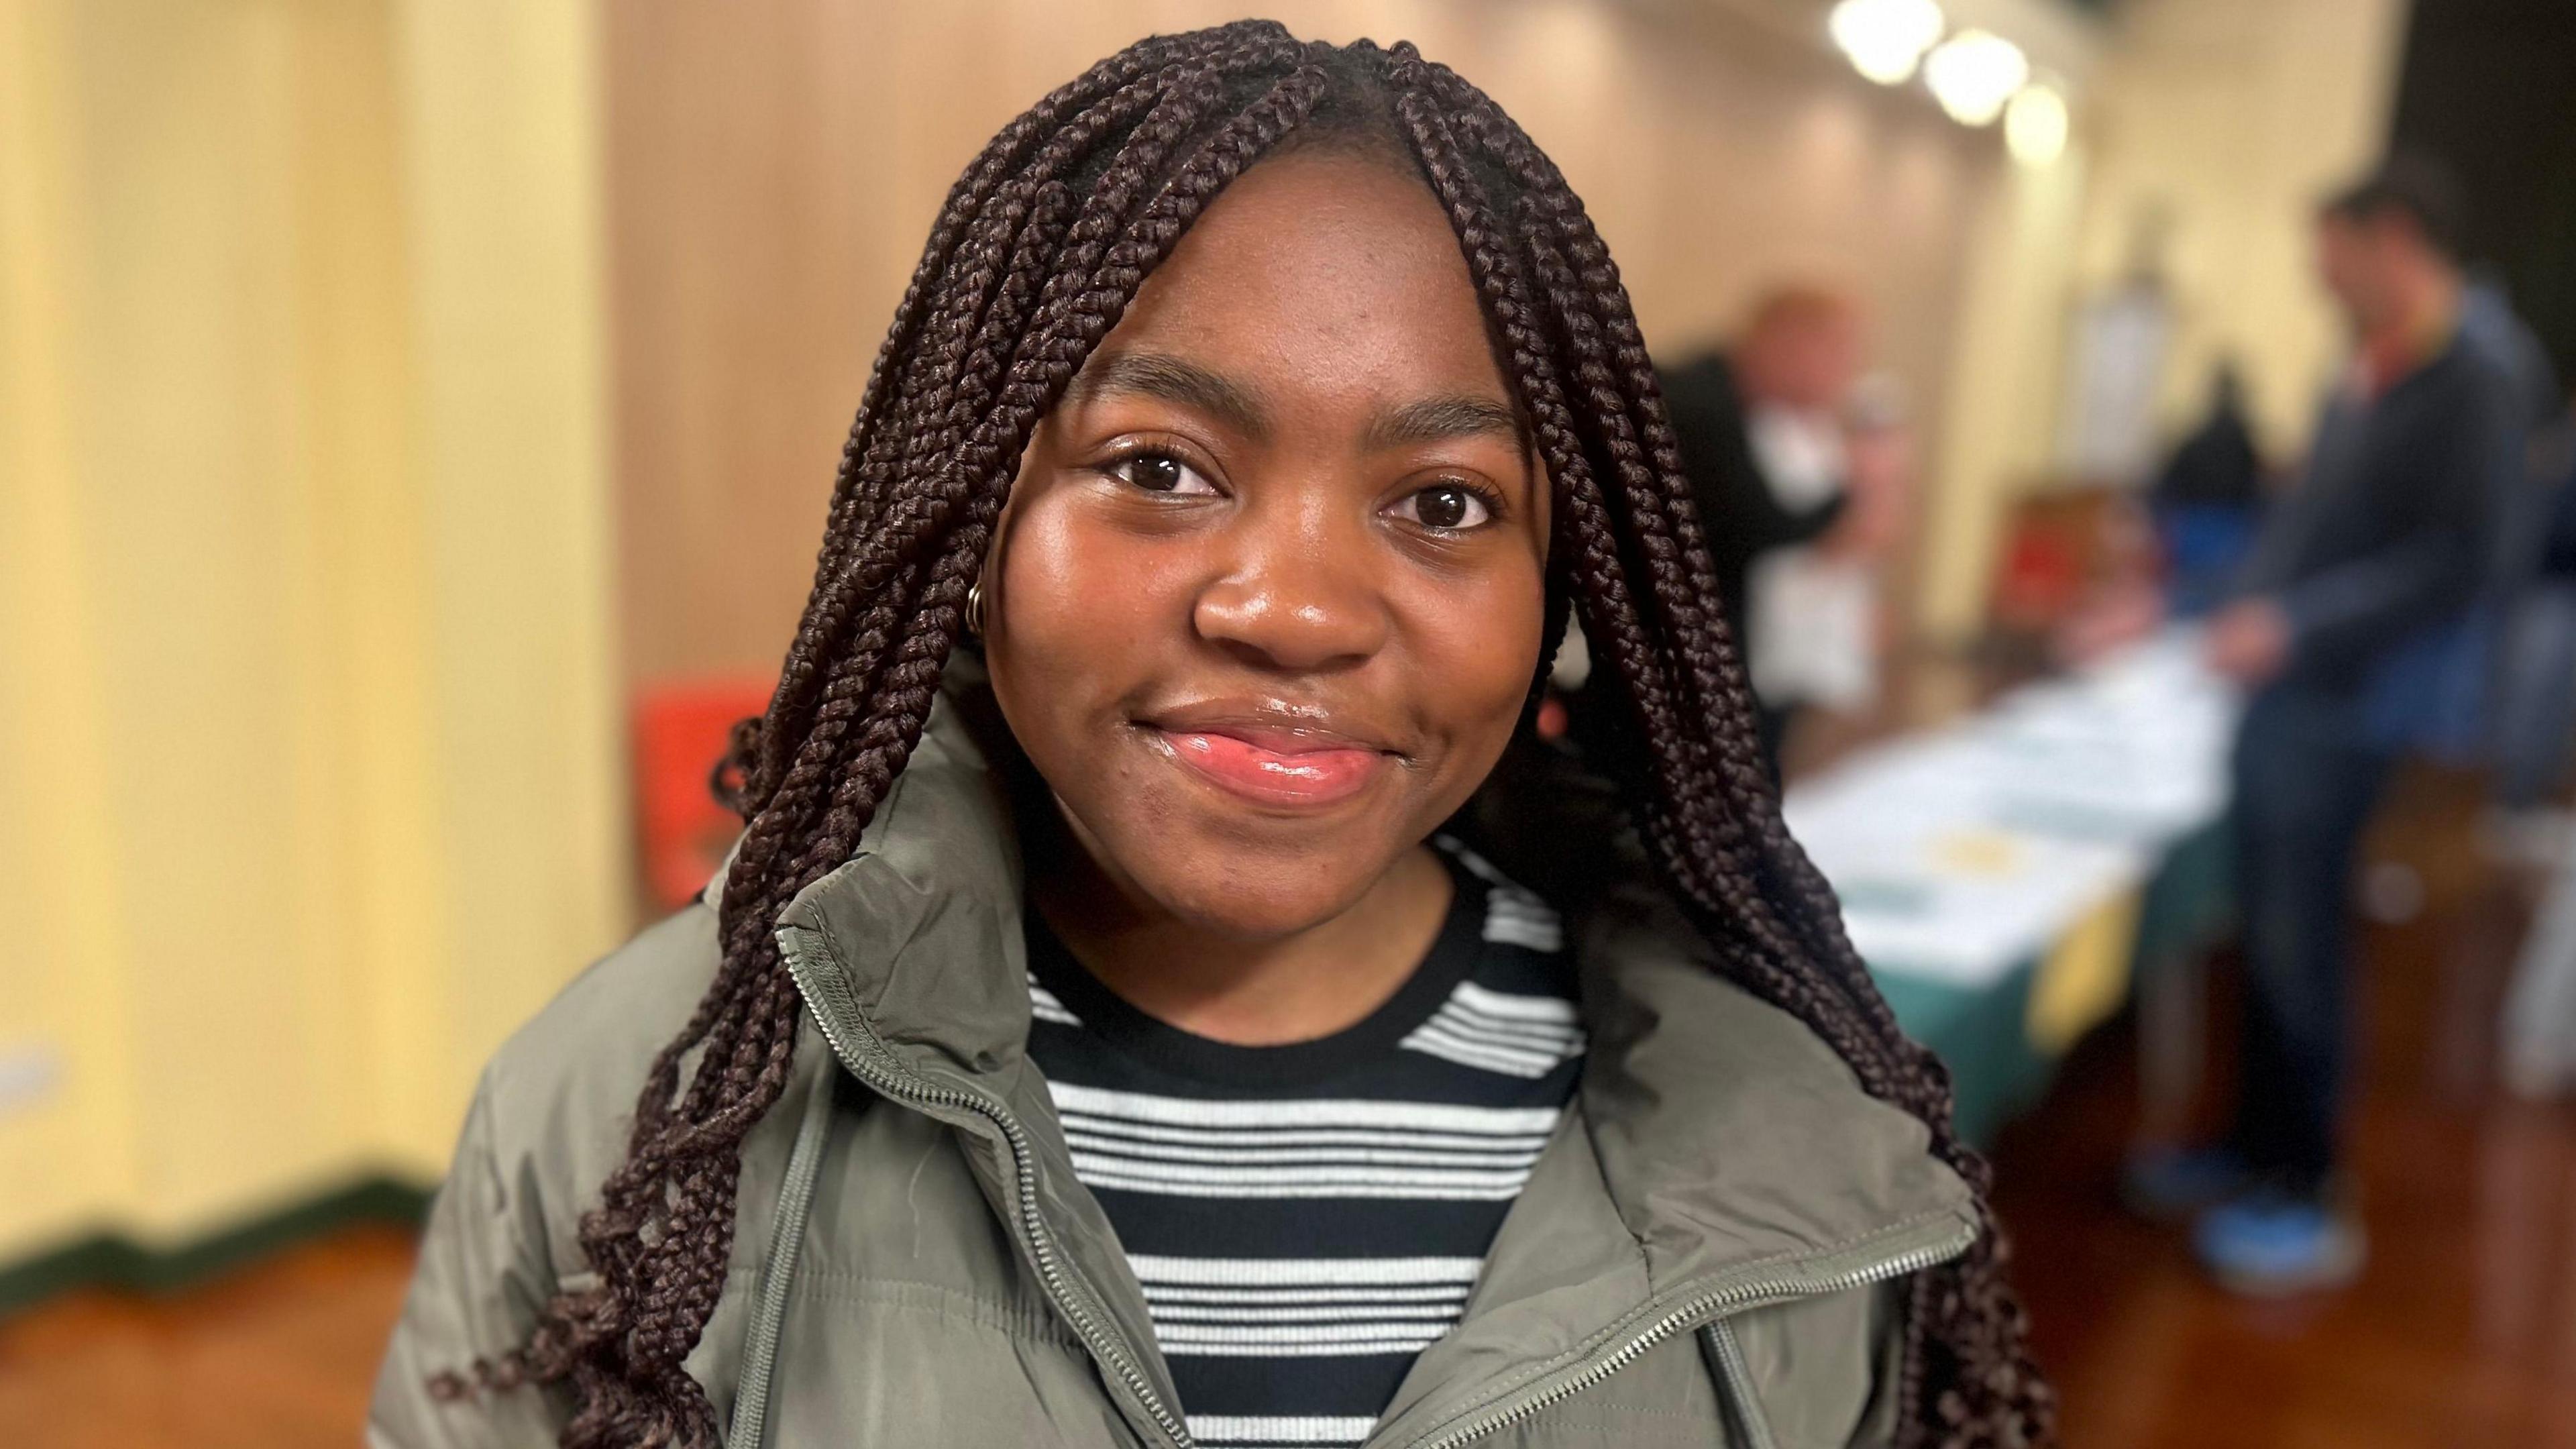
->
xmin=368 ymin=1074 xmax=571 ymax=1448
xmin=2277 ymin=379 xmax=2513 ymax=681
xmin=2544 ymin=463 xmax=2576 ymax=574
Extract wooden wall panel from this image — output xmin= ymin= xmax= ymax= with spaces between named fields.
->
xmin=606 ymin=0 xmax=2001 ymax=686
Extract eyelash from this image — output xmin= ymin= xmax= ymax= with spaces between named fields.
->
xmin=1098 ymin=447 xmax=1218 ymax=497
xmin=1393 ymin=478 xmax=1504 ymax=533
xmin=1095 ymin=446 xmax=1507 ymax=534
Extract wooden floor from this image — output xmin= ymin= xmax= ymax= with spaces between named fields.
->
xmin=2 ymin=775 xmax=2570 ymax=1447
xmin=1990 ymin=768 xmax=2576 ymax=1449
xmin=0 ymin=1226 xmax=415 ymax=1447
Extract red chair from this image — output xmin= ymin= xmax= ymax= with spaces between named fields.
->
xmin=633 ymin=678 xmax=774 ymax=911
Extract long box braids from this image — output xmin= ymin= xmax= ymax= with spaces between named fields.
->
xmin=444 ymin=23 xmax=2052 ymax=1448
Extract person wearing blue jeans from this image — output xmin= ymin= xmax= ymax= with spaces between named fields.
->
xmin=2222 ymin=684 xmax=2396 ymax=1197
xmin=2127 ymin=157 xmax=2522 ymax=1294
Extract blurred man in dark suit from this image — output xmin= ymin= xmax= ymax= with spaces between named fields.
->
xmin=1640 ymin=288 xmax=1908 ymax=771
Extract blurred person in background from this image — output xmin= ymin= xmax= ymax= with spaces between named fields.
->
xmin=2147 ymin=361 xmax=2267 ymax=616
xmin=2122 ymin=156 xmax=2522 ymax=1296
xmin=2504 ymin=824 xmax=2576 ymax=1098
xmin=2458 ymin=224 xmax=2573 ymax=852
xmin=2498 ymin=439 xmax=2576 ymax=1097
xmin=1578 ymin=287 xmax=1910 ymax=773
xmin=2487 ymin=427 xmax=2576 ymax=838
xmin=1742 ymin=370 xmax=1918 ymax=762
xmin=2459 ymin=272 xmax=2564 ymax=438
xmin=369 ymin=26 xmax=2050 ymax=1449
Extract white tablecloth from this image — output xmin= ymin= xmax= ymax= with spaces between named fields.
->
xmin=1782 ymin=631 xmax=2241 ymax=987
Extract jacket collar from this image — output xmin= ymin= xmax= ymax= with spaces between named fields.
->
xmin=765 ymin=655 xmax=1972 ymax=1265
xmin=766 ymin=659 xmax=1974 ymax=1432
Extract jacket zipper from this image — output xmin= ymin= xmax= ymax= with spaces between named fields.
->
xmin=777 ymin=919 xmax=1970 ymax=1449
xmin=1398 ymin=1222 xmax=1974 ymax=1449
xmin=727 ymin=1053 xmax=839 ymax=1449
xmin=1701 ymin=1321 xmax=1779 ymax=1449
xmin=791 ymin=965 xmax=1195 ymax=1449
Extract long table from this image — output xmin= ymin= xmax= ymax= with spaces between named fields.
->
xmin=1783 ymin=634 xmax=2241 ymax=1142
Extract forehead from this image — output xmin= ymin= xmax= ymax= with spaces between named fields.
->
xmin=1095 ymin=150 xmax=1509 ymax=411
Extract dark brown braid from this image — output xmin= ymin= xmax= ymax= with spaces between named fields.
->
xmin=476 ymin=23 xmax=2053 ymax=1447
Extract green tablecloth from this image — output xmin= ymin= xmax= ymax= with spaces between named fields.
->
xmin=1870 ymin=821 xmax=2233 ymax=1145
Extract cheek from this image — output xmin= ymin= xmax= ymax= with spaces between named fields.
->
xmin=1401 ymin=559 xmax=1547 ymax=746
xmin=993 ymin=504 xmax=1173 ymax=694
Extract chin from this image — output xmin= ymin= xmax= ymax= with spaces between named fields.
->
xmin=1124 ymin=830 xmax=1392 ymax=943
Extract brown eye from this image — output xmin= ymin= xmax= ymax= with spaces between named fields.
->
xmin=1108 ymin=451 xmax=1216 ymax=496
xmin=1396 ymin=482 xmax=1493 ymax=531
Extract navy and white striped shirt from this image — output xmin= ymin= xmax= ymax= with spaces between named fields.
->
xmin=1025 ymin=838 xmax=1582 ymax=1449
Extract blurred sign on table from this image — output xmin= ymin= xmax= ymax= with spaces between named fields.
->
xmin=1786 ymin=631 xmax=2241 ymax=1136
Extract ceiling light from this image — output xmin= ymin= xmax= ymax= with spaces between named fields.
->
xmin=1828 ymin=0 xmax=1947 ymax=86
xmin=1924 ymin=29 xmax=2030 ymax=126
xmin=2004 ymin=84 xmax=2070 ymax=165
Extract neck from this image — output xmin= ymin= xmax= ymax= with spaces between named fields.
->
xmin=1025 ymin=807 xmax=1454 ymax=1046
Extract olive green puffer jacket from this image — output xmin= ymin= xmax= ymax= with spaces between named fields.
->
xmin=370 ymin=669 xmax=1974 ymax=1448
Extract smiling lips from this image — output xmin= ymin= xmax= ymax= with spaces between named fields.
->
xmin=1144 ymin=718 xmax=1393 ymax=808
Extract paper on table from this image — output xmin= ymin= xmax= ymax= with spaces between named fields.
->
xmin=1782 ymin=629 xmax=2239 ymax=988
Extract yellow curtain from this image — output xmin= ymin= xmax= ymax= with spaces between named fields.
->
xmin=0 ymin=0 xmax=625 ymax=1258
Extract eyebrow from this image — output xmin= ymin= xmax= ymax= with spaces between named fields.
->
xmin=1064 ymin=351 xmax=1271 ymax=440
xmin=1063 ymin=348 xmax=1526 ymax=454
xmin=1362 ymin=394 xmax=1525 ymax=452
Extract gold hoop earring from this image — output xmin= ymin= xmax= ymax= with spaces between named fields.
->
xmin=964 ymin=580 xmax=986 ymax=637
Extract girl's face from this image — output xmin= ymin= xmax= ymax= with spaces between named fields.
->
xmin=984 ymin=148 xmax=1549 ymax=940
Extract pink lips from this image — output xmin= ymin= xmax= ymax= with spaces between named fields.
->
xmin=1150 ymin=724 xmax=1389 ymax=808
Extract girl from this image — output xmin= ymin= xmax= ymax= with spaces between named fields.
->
xmin=373 ymin=23 xmax=2049 ymax=1449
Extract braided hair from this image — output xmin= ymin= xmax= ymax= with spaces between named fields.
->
xmin=493 ymin=23 xmax=2052 ymax=1448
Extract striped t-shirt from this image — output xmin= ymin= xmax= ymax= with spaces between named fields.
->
xmin=1024 ymin=838 xmax=1582 ymax=1449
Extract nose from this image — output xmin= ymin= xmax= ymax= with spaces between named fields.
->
xmin=1191 ymin=498 xmax=1390 ymax=674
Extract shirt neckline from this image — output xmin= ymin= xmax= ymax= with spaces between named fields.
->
xmin=1024 ymin=851 xmax=1491 ymax=1089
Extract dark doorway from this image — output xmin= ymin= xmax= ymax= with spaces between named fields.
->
xmin=2390 ymin=0 xmax=2576 ymax=387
